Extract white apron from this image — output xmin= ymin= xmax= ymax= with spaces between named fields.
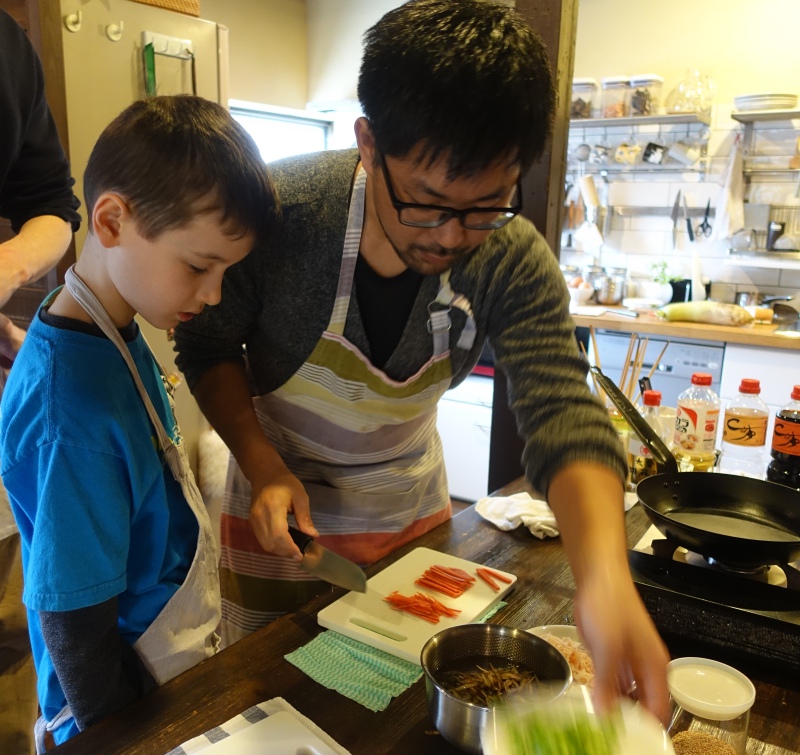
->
xmin=34 ymin=267 xmax=221 ymax=752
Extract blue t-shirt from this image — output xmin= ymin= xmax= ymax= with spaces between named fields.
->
xmin=0 ymin=306 xmax=198 ymax=744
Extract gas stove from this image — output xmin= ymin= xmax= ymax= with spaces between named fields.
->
xmin=630 ymin=527 xmax=800 ymax=676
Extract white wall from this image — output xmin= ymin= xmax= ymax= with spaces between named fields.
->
xmin=306 ymin=0 xmax=402 ymax=105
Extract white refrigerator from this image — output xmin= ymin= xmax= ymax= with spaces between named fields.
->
xmin=60 ymin=0 xmax=230 ymax=472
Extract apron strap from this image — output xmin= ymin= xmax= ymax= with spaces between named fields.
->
xmin=428 ymin=269 xmax=477 ymax=354
xmin=64 ymin=267 xmax=176 ymax=463
xmin=329 ymin=167 xmax=367 ymax=336
xmin=34 ymin=706 xmax=73 ymax=754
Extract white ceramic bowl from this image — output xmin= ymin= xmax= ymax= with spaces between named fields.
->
xmin=569 ymin=286 xmax=594 ymax=306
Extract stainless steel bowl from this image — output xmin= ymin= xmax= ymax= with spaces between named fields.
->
xmin=420 ymin=624 xmax=572 ymax=755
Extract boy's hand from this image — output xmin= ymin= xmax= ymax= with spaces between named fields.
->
xmin=248 ymin=469 xmax=318 ymax=560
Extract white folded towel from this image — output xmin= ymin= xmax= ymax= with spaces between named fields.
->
xmin=475 ymin=491 xmax=639 ymax=540
xmin=475 ymin=493 xmax=560 ymax=539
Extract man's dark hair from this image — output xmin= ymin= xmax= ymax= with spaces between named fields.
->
xmin=84 ymin=95 xmax=277 ymax=249
xmin=358 ymin=0 xmax=555 ymax=177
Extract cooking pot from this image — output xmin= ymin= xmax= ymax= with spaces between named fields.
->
xmin=734 ymin=292 xmax=793 ymax=308
xmin=591 ymin=366 xmax=800 ymax=568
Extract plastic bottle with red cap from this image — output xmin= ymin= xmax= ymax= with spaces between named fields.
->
xmin=766 ymin=385 xmax=800 ymax=490
xmin=626 ymin=389 xmax=669 ymax=491
xmin=673 ymin=372 xmax=720 ymax=472
xmin=718 ymin=378 xmax=769 ymax=479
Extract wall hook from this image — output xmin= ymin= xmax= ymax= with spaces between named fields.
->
xmin=63 ymin=11 xmax=82 ymax=33
xmin=105 ymin=21 xmax=124 ymax=42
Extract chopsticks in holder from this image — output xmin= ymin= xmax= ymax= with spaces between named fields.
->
xmin=632 ymin=340 xmax=670 ymax=405
xmin=619 ymin=334 xmax=636 ymax=400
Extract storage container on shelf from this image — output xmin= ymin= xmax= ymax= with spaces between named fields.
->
xmin=629 ymin=74 xmax=663 ymax=116
xmin=570 ymin=77 xmax=597 ymax=119
xmin=600 ymin=76 xmax=631 ymax=118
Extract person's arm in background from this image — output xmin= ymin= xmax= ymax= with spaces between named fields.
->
xmin=0 ymin=215 xmax=73 ymax=307
xmin=0 ymin=9 xmax=81 ymax=362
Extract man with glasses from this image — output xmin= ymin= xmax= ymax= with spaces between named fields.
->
xmin=174 ymin=0 xmax=669 ymax=721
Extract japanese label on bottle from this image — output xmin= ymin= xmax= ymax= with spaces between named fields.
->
xmin=771 ymin=418 xmax=800 ymax=457
xmin=674 ymin=403 xmax=719 ymax=454
xmin=722 ymin=410 xmax=768 ymax=446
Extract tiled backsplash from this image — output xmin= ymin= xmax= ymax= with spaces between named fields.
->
xmin=560 ymin=104 xmax=800 ymax=305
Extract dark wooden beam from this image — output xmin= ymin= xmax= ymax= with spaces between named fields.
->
xmin=488 ymin=0 xmax=578 ymax=493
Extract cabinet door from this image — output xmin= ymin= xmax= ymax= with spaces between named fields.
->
xmin=436 ymin=376 xmax=494 ymax=503
xmin=437 ymin=398 xmax=492 ymax=502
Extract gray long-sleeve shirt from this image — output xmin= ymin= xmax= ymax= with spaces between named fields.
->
xmin=174 ymin=149 xmax=625 ymax=494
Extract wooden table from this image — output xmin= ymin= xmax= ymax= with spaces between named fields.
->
xmin=53 ymin=481 xmax=800 ymax=754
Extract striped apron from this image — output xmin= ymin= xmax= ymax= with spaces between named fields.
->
xmin=219 ymin=168 xmax=477 ymax=646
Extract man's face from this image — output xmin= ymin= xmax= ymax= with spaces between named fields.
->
xmin=369 ymin=147 xmax=521 ymax=276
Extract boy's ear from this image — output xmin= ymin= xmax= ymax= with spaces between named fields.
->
xmin=91 ymin=193 xmax=131 ymax=248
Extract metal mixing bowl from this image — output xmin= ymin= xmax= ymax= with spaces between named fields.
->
xmin=420 ymin=624 xmax=572 ymax=755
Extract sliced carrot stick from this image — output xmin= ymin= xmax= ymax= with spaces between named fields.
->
xmin=478 ymin=567 xmax=512 ymax=584
xmin=476 ymin=567 xmax=500 ymax=591
xmin=384 ymin=591 xmax=462 ymax=623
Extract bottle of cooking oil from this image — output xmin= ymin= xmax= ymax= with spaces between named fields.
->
xmin=673 ymin=372 xmax=720 ymax=472
xmin=627 ymin=390 xmax=669 ymax=491
xmin=718 ymin=378 xmax=769 ymax=479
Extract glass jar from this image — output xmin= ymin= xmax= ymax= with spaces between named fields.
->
xmin=667 ymin=657 xmax=755 ymax=755
xmin=600 ymin=76 xmax=631 ymax=118
xmin=570 ymin=77 xmax=597 ymax=119
xmin=582 ymin=264 xmax=604 ymax=290
xmin=559 ymin=264 xmax=580 ymax=286
xmin=629 ymin=74 xmax=664 ymax=116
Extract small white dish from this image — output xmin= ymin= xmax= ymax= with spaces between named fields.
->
xmin=527 ymin=624 xmax=582 ymax=644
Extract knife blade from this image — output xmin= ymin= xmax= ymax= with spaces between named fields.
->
xmin=671 ymin=190 xmax=681 ymax=249
xmin=683 ymin=195 xmax=695 ymax=243
xmin=288 ymin=526 xmax=368 ymax=593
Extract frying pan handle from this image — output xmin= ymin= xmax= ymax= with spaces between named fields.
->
xmin=590 ymin=366 xmax=679 ymax=475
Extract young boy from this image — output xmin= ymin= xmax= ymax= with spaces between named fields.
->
xmin=0 ymin=95 xmax=277 ymax=749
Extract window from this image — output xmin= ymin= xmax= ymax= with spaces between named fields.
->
xmin=229 ymin=100 xmax=334 ymax=163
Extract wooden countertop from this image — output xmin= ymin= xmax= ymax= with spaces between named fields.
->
xmin=52 ymin=480 xmax=800 ymax=755
xmin=571 ymin=307 xmax=800 ymax=350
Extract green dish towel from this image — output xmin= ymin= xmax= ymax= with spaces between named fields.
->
xmin=285 ymin=601 xmax=507 ymax=712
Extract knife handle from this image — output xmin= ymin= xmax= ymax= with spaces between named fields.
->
xmin=686 ymin=218 xmax=695 ymax=242
xmin=288 ymin=525 xmax=312 ymax=554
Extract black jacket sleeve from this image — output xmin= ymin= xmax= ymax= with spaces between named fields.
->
xmin=39 ymin=598 xmax=157 ymax=731
xmin=0 ymin=9 xmax=81 ymax=233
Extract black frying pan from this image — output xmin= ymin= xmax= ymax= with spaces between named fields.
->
xmin=591 ymin=366 xmax=800 ymax=568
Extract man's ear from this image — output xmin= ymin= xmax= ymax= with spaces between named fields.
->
xmin=91 ymin=193 xmax=130 ymax=249
xmin=354 ymin=117 xmax=377 ymax=177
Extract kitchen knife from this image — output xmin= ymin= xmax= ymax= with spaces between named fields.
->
xmin=289 ymin=526 xmax=368 ymax=593
xmin=671 ymin=190 xmax=681 ymax=249
xmin=683 ymin=195 xmax=695 ymax=242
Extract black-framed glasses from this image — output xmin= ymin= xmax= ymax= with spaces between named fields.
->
xmin=379 ymin=153 xmax=522 ymax=230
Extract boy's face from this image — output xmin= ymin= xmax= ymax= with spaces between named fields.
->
xmin=108 ymin=207 xmax=253 ymax=330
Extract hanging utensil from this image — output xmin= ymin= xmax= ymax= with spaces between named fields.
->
xmin=683 ymin=194 xmax=695 ymax=243
xmin=671 ymin=190 xmax=681 ymax=249
xmin=696 ymin=199 xmax=712 ymax=237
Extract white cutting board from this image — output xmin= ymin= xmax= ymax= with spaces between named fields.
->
xmin=200 ymin=710 xmax=344 ymax=755
xmin=317 ymin=547 xmax=516 ymax=664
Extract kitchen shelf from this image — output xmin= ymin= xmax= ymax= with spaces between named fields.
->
xmin=731 ymin=109 xmax=800 ymax=123
xmin=726 ymin=249 xmax=800 ymax=270
xmin=569 ymin=112 xmax=711 ymax=128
